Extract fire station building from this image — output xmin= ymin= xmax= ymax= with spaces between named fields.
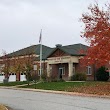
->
xmin=0 ymin=43 xmax=108 ymax=82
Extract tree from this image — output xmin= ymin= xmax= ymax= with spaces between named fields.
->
xmin=1 ymin=51 xmax=25 ymax=81
xmin=81 ymin=3 xmax=110 ymax=67
xmin=1 ymin=51 xmax=11 ymax=80
xmin=96 ymin=66 xmax=109 ymax=81
xmin=11 ymin=56 xmax=26 ymax=81
xmin=23 ymin=54 xmax=35 ymax=85
xmin=0 ymin=47 xmax=38 ymax=84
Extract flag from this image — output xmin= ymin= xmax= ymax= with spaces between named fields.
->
xmin=39 ymin=29 xmax=42 ymax=80
xmin=39 ymin=29 xmax=42 ymax=43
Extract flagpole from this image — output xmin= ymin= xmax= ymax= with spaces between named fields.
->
xmin=39 ymin=29 xmax=42 ymax=80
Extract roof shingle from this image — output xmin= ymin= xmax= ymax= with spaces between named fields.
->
xmin=4 ymin=43 xmax=88 ymax=60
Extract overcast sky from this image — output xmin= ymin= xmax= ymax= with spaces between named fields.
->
xmin=0 ymin=0 xmax=108 ymax=55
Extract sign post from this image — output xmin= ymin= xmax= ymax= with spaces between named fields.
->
xmin=33 ymin=65 xmax=37 ymax=89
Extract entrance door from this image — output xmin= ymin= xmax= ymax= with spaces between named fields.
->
xmin=59 ymin=68 xmax=64 ymax=79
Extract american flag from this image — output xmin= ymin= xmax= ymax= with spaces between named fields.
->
xmin=39 ymin=30 xmax=42 ymax=43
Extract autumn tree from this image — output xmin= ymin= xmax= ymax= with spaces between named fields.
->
xmin=24 ymin=54 xmax=34 ymax=85
xmin=11 ymin=53 xmax=35 ymax=84
xmin=1 ymin=51 xmax=11 ymax=80
xmin=0 ymin=51 xmax=24 ymax=81
xmin=81 ymin=3 xmax=110 ymax=67
xmin=11 ymin=56 xmax=26 ymax=81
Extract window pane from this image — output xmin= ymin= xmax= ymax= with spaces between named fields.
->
xmin=87 ymin=66 xmax=91 ymax=75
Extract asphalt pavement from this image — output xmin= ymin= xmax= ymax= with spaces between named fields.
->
xmin=0 ymin=88 xmax=110 ymax=110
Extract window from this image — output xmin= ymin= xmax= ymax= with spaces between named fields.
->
xmin=38 ymin=69 xmax=40 ymax=76
xmin=59 ymin=67 xmax=65 ymax=75
xmin=33 ymin=65 xmax=37 ymax=70
xmin=87 ymin=66 xmax=92 ymax=75
xmin=21 ymin=73 xmax=23 ymax=75
xmin=38 ymin=69 xmax=43 ymax=76
xmin=12 ymin=73 xmax=15 ymax=75
xmin=50 ymin=65 xmax=52 ymax=74
xmin=73 ymin=67 xmax=75 ymax=74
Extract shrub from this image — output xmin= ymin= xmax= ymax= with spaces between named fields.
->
xmin=25 ymin=72 xmax=33 ymax=81
xmin=50 ymin=73 xmax=58 ymax=82
xmin=71 ymin=73 xmax=87 ymax=81
xmin=96 ymin=66 xmax=109 ymax=81
xmin=41 ymin=73 xmax=47 ymax=81
xmin=47 ymin=73 xmax=62 ymax=82
xmin=31 ymin=73 xmax=39 ymax=81
xmin=57 ymin=79 xmax=65 ymax=82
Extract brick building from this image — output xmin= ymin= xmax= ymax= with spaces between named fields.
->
xmin=46 ymin=44 xmax=95 ymax=81
xmin=0 ymin=43 xmax=109 ymax=82
xmin=0 ymin=44 xmax=52 ymax=81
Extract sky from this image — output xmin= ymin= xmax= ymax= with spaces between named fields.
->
xmin=0 ymin=0 xmax=108 ymax=55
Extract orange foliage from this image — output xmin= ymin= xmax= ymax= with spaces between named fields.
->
xmin=81 ymin=3 xmax=110 ymax=67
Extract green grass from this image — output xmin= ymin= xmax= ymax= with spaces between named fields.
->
xmin=1 ymin=81 xmax=110 ymax=95
xmin=20 ymin=81 xmax=96 ymax=90
xmin=0 ymin=81 xmax=28 ymax=86
xmin=20 ymin=81 xmax=110 ymax=95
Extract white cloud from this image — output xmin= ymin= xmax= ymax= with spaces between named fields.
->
xmin=0 ymin=0 xmax=109 ymax=55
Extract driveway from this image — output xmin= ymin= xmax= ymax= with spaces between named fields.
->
xmin=0 ymin=88 xmax=110 ymax=110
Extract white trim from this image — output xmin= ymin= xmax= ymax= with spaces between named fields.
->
xmin=38 ymin=69 xmax=40 ymax=76
xmin=73 ymin=67 xmax=75 ymax=74
xmin=59 ymin=67 xmax=65 ymax=75
xmin=38 ymin=69 xmax=43 ymax=76
xmin=33 ymin=65 xmax=37 ymax=70
xmin=9 ymin=54 xmax=38 ymax=60
xmin=87 ymin=66 xmax=92 ymax=75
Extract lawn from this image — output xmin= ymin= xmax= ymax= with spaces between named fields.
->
xmin=0 ymin=81 xmax=28 ymax=86
xmin=21 ymin=81 xmax=110 ymax=95
xmin=0 ymin=81 xmax=110 ymax=96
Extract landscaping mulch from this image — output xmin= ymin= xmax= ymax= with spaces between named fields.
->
xmin=67 ymin=82 xmax=110 ymax=95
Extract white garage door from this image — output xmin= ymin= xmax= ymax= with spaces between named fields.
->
xmin=0 ymin=74 xmax=4 ymax=83
xmin=20 ymin=73 xmax=26 ymax=81
xmin=9 ymin=73 xmax=16 ymax=82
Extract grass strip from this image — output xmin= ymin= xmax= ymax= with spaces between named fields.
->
xmin=20 ymin=81 xmax=110 ymax=95
xmin=0 ymin=81 xmax=28 ymax=86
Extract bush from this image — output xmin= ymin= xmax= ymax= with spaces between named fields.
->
xmin=57 ymin=79 xmax=65 ymax=82
xmin=26 ymin=72 xmax=33 ymax=81
xmin=96 ymin=66 xmax=109 ymax=81
xmin=47 ymin=73 xmax=65 ymax=82
xmin=41 ymin=73 xmax=47 ymax=81
xmin=31 ymin=73 xmax=39 ymax=81
xmin=71 ymin=73 xmax=87 ymax=81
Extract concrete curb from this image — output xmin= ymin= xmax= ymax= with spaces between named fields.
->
xmin=0 ymin=86 xmax=110 ymax=99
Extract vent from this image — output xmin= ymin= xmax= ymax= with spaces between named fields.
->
xmin=56 ymin=44 xmax=62 ymax=47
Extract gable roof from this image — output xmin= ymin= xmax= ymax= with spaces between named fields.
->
xmin=1 ymin=43 xmax=88 ymax=60
xmin=61 ymin=43 xmax=88 ymax=55
xmin=7 ymin=44 xmax=53 ymax=60
xmin=47 ymin=43 xmax=88 ymax=58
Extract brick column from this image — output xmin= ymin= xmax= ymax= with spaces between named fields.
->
xmin=16 ymin=72 xmax=20 ymax=81
xmin=47 ymin=63 xmax=50 ymax=77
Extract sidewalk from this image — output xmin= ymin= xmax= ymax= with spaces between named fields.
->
xmin=12 ymin=81 xmax=41 ymax=88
